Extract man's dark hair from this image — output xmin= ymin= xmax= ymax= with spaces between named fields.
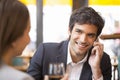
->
xmin=69 ymin=7 xmax=104 ymax=37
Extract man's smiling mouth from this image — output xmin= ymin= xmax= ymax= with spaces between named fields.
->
xmin=76 ymin=42 xmax=88 ymax=49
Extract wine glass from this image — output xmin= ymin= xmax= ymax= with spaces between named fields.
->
xmin=48 ymin=63 xmax=65 ymax=80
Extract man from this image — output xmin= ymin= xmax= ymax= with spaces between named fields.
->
xmin=27 ymin=7 xmax=112 ymax=80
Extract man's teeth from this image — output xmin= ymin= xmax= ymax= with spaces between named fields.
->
xmin=77 ymin=42 xmax=87 ymax=47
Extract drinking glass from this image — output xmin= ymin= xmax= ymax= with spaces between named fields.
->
xmin=48 ymin=63 xmax=65 ymax=80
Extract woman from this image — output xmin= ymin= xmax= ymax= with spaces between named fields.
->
xmin=0 ymin=0 xmax=34 ymax=80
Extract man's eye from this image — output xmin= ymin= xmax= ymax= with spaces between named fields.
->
xmin=88 ymin=34 xmax=96 ymax=38
xmin=76 ymin=30 xmax=82 ymax=33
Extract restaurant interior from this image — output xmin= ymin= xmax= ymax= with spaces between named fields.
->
xmin=12 ymin=0 xmax=120 ymax=80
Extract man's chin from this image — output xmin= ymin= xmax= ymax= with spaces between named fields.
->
xmin=76 ymin=50 xmax=86 ymax=55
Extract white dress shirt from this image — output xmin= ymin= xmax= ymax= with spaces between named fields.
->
xmin=66 ymin=43 xmax=103 ymax=80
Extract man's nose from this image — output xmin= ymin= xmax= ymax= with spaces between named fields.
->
xmin=79 ymin=34 xmax=87 ymax=42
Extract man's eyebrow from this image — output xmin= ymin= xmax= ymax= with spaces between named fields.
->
xmin=75 ymin=28 xmax=83 ymax=31
xmin=87 ymin=33 xmax=97 ymax=36
xmin=88 ymin=33 xmax=96 ymax=35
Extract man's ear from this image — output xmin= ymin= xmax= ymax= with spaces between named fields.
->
xmin=68 ymin=27 xmax=71 ymax=40
xmin=68 ymin=27 xmax=71 ymax=36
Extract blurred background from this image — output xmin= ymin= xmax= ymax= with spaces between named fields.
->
xmin=13 ymin=0 xmax=120 ymax=80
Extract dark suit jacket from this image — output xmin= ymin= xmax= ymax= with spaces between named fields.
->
xmin=27 ymin=40 xmax=112 ymax=80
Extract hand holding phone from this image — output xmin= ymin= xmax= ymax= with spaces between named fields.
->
xmin=88 ymin=38 xmax=104 ymax=79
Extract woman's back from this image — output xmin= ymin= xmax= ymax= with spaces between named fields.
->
xmin=0 ymin=63 xmax=34 ymax=80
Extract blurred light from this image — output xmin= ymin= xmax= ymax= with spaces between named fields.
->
xmin=19 ymin=0 xmax=36 ymax=5
xmin=89 ymin=0 xmax=120 ymax=5
xmin=43 ymin=0 xmax=72 ymax=6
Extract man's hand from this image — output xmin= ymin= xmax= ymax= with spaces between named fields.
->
xmin=88 ymin=41 xmax=104 ymax=79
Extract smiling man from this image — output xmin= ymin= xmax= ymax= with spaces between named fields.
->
xmin=27 ymin=7 xmax=112 ymax=80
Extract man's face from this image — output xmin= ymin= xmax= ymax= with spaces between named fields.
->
xmin=68 ymin=23 xmax=97 ymax=57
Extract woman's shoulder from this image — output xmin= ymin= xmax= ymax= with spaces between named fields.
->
xmin=0 ymin=64 xmax=34 ymax=80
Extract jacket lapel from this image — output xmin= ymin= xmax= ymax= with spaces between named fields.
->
xmin=80 ymin=61 xmax=92 ymax=80
xmin=56 ymin=40 xmax=69 ymax=70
